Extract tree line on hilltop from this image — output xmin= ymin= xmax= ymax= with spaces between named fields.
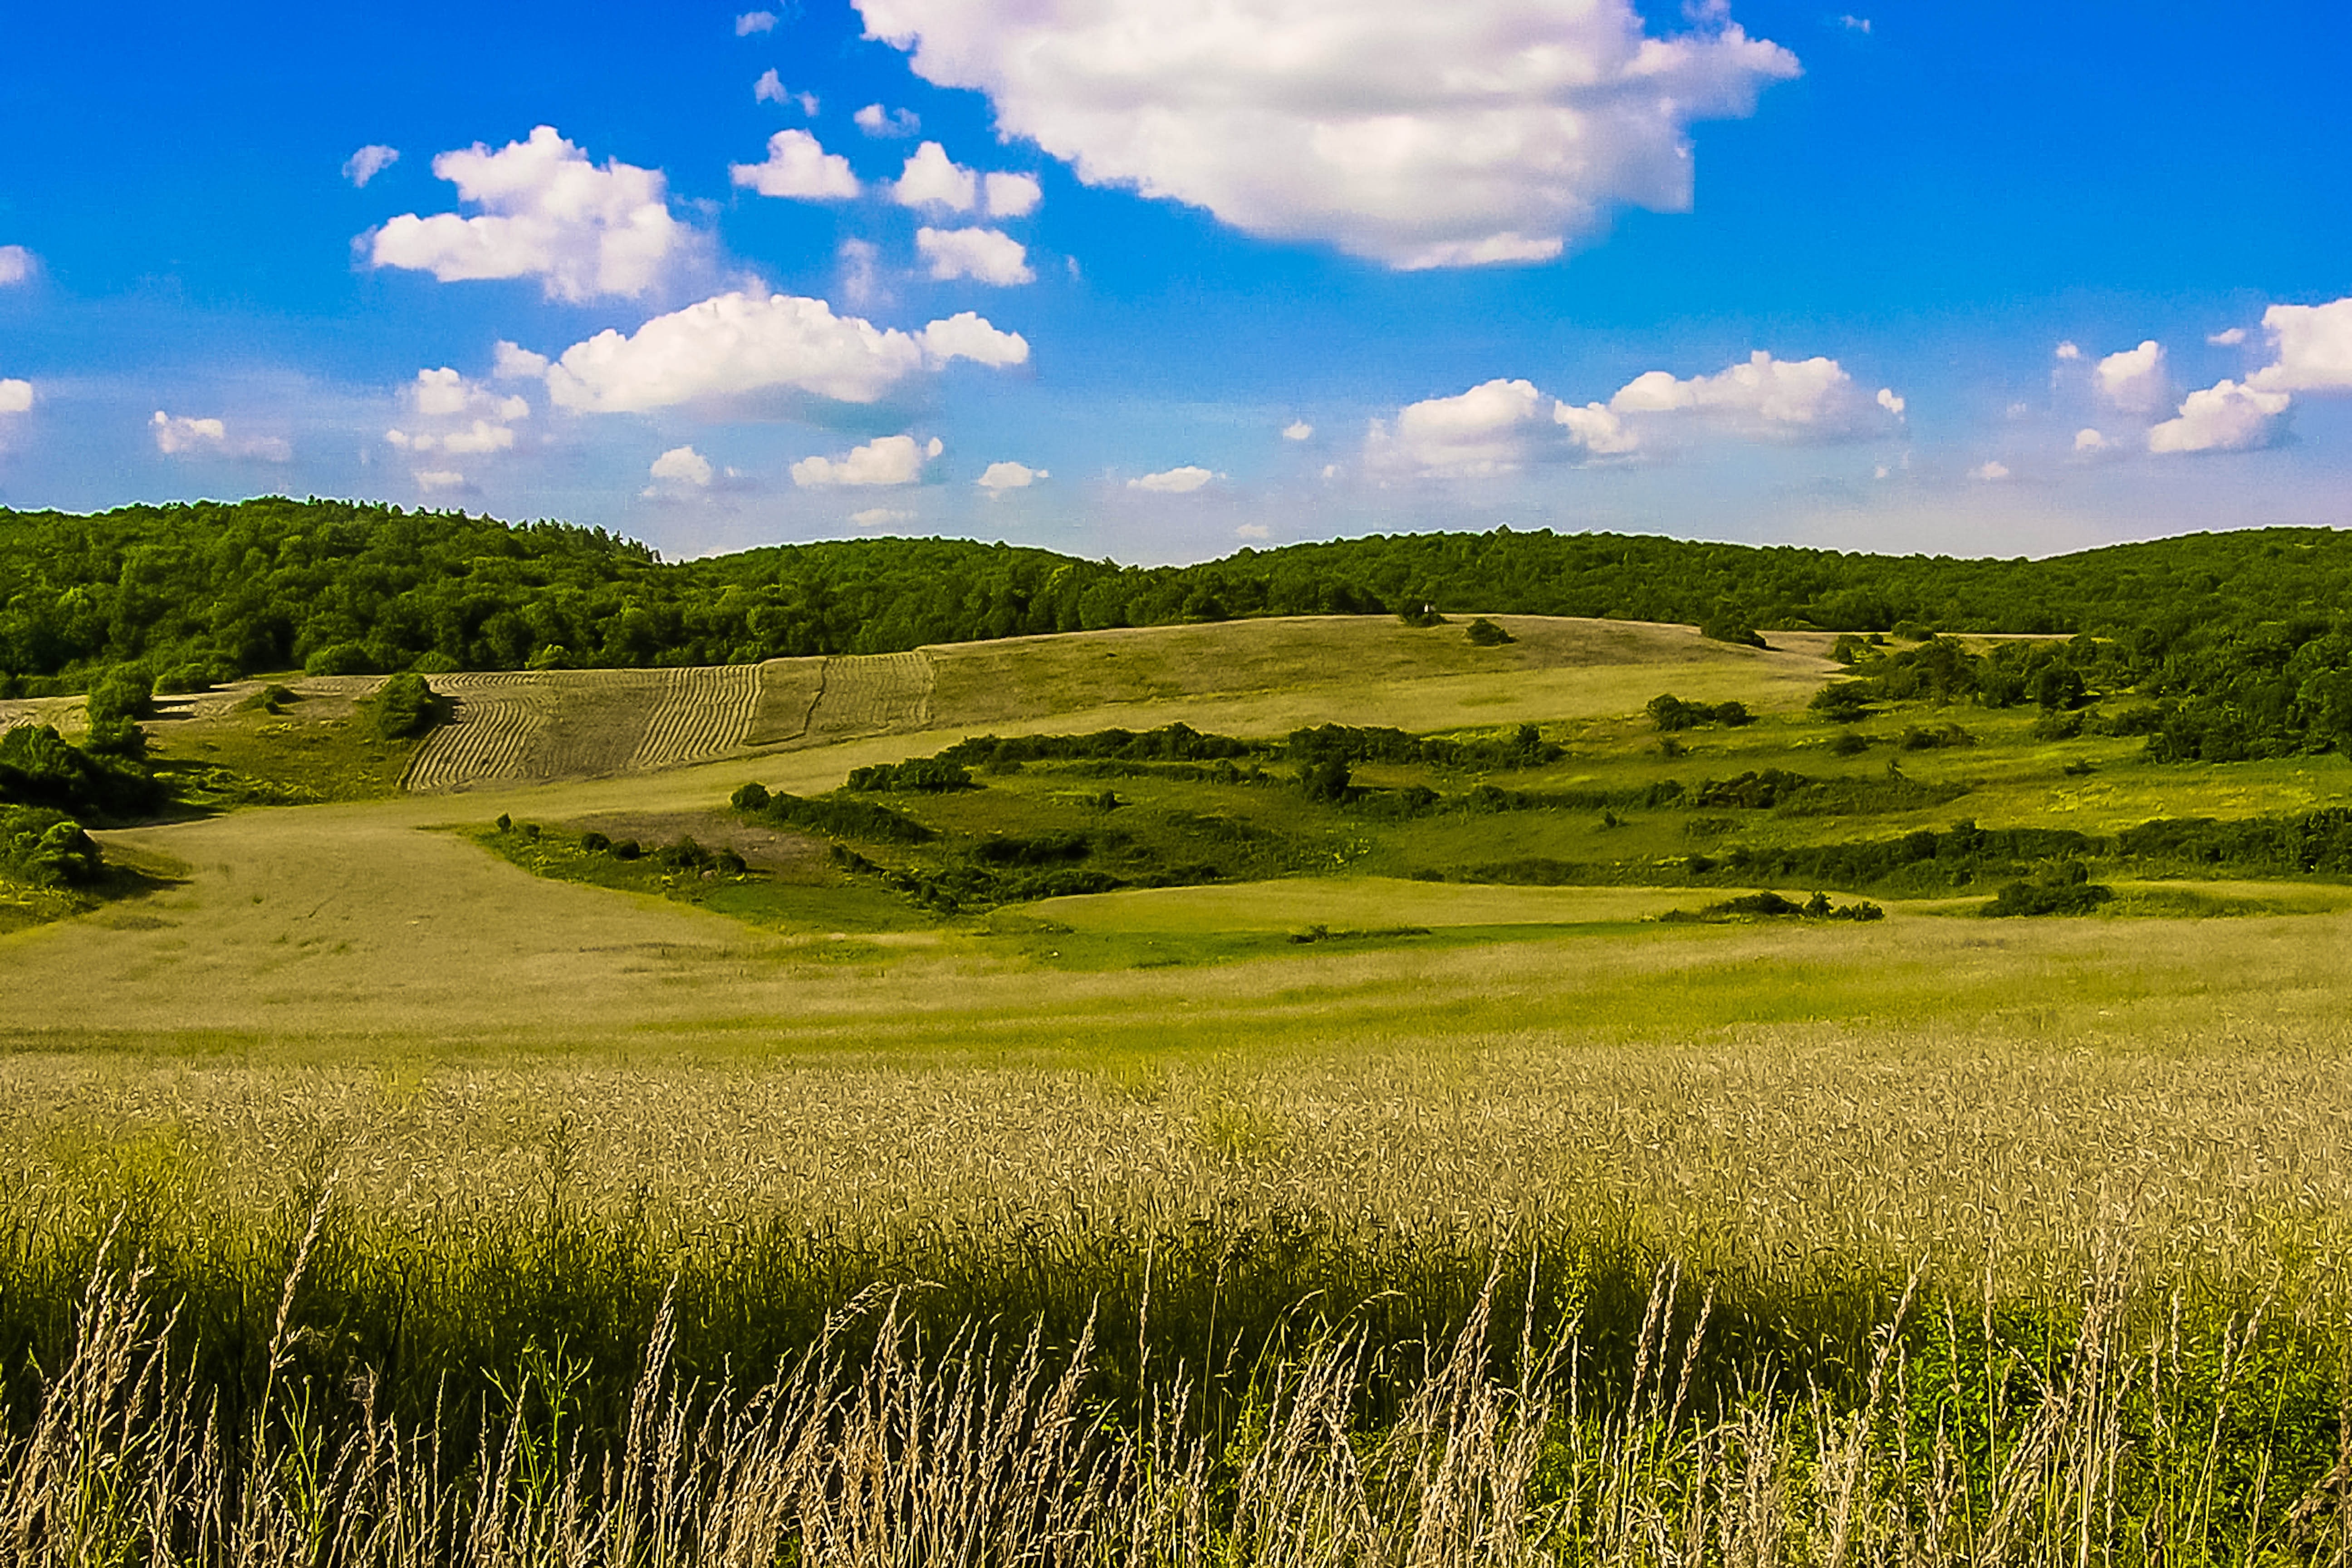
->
xmin=3 ymin=497 xmax=2351 ymax=760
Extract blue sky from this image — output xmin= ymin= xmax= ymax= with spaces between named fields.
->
xmin=3 ymin=0 xmax=2350 ymax=563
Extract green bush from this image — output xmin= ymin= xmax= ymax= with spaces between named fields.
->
xmin=1464 ymin=617 xmax=1515 ymax=647
xmin=371 ymin=672 xmax=448 ymax=740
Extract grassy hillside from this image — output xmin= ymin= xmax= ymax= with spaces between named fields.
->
xmin=9 ymin=606 xmax=2352 ymax=1563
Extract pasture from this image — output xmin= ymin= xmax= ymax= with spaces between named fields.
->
xmin=10 ymin=612 xmax=2352 ymax=1563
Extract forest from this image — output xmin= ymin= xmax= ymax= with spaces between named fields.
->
xmin=3 ymin=496 xmax=2350 ymax=761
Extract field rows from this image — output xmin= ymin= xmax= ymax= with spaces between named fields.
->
xmin=405 ymin=667 xmax=764 ymax=791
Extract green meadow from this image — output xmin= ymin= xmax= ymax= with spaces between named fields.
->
xmin=8 ymin=592 xmax=2352 ymax=1563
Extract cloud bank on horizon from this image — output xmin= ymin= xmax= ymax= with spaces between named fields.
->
xmin=3 ymin=0 xmax=2351 ymax=560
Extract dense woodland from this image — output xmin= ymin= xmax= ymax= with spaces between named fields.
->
xmin=2 ymin=497 xmax=2350 ymax=762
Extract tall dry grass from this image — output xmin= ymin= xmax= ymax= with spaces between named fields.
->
xmin=8 ymin=1215 xmax=2349 ymax=1567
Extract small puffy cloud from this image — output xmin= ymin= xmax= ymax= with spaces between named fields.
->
xmin=984 ymin=171 xmax=1041 ymax=218
xmin=916 ymin=225 xmax=1034 ymax=284
xmin=1970 ymin=460 xmax=2010 ymax=481
xmin=2208 ymin=326 xmax=2247 ymax=347
xmin=1235 ymin=523 xmax=1271 ymax=540
xmin=0 ymin=379 xmax=33 ymax=414
xmin=754 ymin=71 xmax=818 ymax=113
xmin=2093 ymin=340 xmax=2170 ymax=416
xmin=735 ymin=10 xmax=777 ymax=34
xmin=916 ymin=310 xmax=1029 ymax=367
xmin=368 ymin=125 xmax=687 ymax=302
xmin=850 ymin=507 xmax=916 ymax=527
xmin=414 ymin=469 xmax=469 ymax=491
xmin=151 ymin=410 xmax=290 ymax=461
xmin=2054 ymin=340 xmax=2082 ymax=361
xmin=855 ymin=103 xmax=921 ymax=138
xmin=1282 ymin=420 xmax=1313 ymax=441
xmin=1837 ymin=14 xmax=1871 ymax=30
xmin=2249 ymin=296 xmax=2352 ymax=394
xmin=1371 ymin=378 xmax=1548 ymax=477
xmin=1553 ymin=400 xmax=1640 ymax=456
xmin=976 ymin=460 xmax=1047 ymax=492
xmin=1608 ymin=351 xmax=1893 ymax=437
xmin=2074 ymin=427 xmax=2107 ymax=452
xmin=492 ymin=340 xmax=549 ymax=379
xmin=2148 ymin=379 xmax=2290 ymax=455
xmin=1128 ymin=465 xmax=1217 ymax=493
xmin=542 ymin=290 xmax=1027 ymax=412
xmin=649 ymin=445 xmax=714 ymax=487
xmin=385 ymin=367 xmax=529 ymax=458
xmin=858 ymin=0 xmax=1798 ymax=270
xmin=343 ymin=144 xmax=399 ymax=187
xmin=0 ymin=246 xmax=34 ymax=286
xmin=732 ymin=129 xmax=862 ymax=200
xmin=791 ymin=433 xmax=941 ymax=488
xmin=152 ymin=412 xmax=228 ymax=453
xmin=890 ymin=142 xmax=978 ymax=211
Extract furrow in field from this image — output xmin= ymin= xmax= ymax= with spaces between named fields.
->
xmin=630 ymin=664 xmax=760 ymax=769
xmin=404 ymin=684 xmax=547 ymax=791
xmin=805 ymin=652 xmax=934 ymax=741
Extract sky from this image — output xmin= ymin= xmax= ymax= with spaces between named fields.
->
xmin=3 ymin=0 xmax=2351 ymax=565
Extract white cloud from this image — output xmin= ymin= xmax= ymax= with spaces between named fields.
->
xmin=1128 ymin=465 xmax=1217 ymax=493
xmin=854 ymin=103 xmax=921 ymax=137
xmin=984 ymin=171 xmax=1041 ymax=218
xmin=542 ymin=290 xmax=1028 ymax=412
xmin=755 ymin=71 xmax=819 ymax=113
xmin=976 ymin=459 xmax=1047 ymax=492
xmin=1838 ymin=14 xmax=1871 ymax=31
xmin=735 ymin=10 xmax=778 ymax=34
xmin=1235 ymin=522 xmax=1271 ymax=540
xmin=890 ymin=141 xmax=978 ymax=211
xmin=0 ymin=379 xmax=32 ymax=415
xmin=414 ymin=469 xmax=469 ymax=491
xmin=368 ymin=125 xmax=687 ymax=302
xmin=1970 ymin=460 xmax=2010 ymax=482
xmin=792 ymin=433 xmax=941 ymax=488
xmin=2074 ymin=427 xmax=2107 ymax=452
xmin=2053 ymin=340 xmax=2081 ymax=361
xmin=151 ymin=410 xmax=289 ymax=461
xmin=916 ymin=225 xmax=1034 ymax=284
xmin=0 ymin=246 xmax=34 ymax=286
xmin=1552 ymin=399 xmax=1640 ymax=456
xmin=732 ymin=129 xmax=862 ymax=200
xmin=1371 ymin=378 xmax=1548 ymax=476
xmin=2148 ymin=379 xmax=2290 ymax=454
xmin=1608 ymin=351 xmax=1891 ymax=436
xmin=385 ymin=367 xmax=529 ymax=459
xmin=152 ymin=411 xmax=228 ymax=455
xmin=2249 ymin=297 xmax=2352 ymax=394
xmin=850 ymin=506 xmax=916 ymax=527
xmin=492 ymin=340 xmax=550 ymax=379
xmin=915 ymin=310 xmax=1029 ymax=367
xmin=1282 ymin=420 xmax=1313 ymax=441
xmin=649 ymin=445 xmax=715 ymax=487
xmin=2093 ymin=339 xmax=2170 ymax=416
xmin=2208 ymin=326 xmax=2247 ymax=347
xmin=858 ymin=0 xmax=1798 ymax=270
xmin=343 ymin=144 xmax=400 ymax=187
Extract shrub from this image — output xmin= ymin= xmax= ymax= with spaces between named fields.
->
xmin=1647 ymin=695 xmax=1754 ymax=732
xmin=1984 ymin=860 xmax=2114 ymax=916
xmin=1829 ymin=731 xmax=1873 ymax=756
xmin=845 ymin=757 xmax=972 ymax=793
xmin=731 ymin=782 xmax=772 ymax=812
xmin=1464 ymin=617 xmax=1515 ymax=647
xmin=304 ymin=642 xmax=378 ymax=677
xmin=579 ymin=830 xmax=611 ymax=853
xmin=372 ymin=672 xmax=448 ymax=740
